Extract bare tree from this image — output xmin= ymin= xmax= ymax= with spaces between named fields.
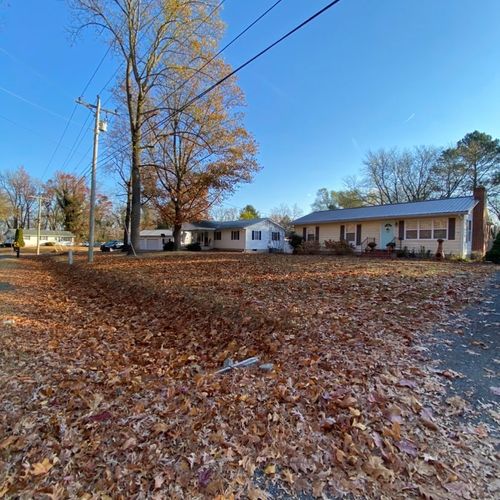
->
xmin=0 ymin=166 xmax=38 ymax=228
xmin=209 ymin=206 xmax=239 ymax=221
xmin=268 ymin=203 xmax=303 ymax=232
xmin=69 ymin=0 xmax=216 ymax=252
xmin=363 ymin=147 xmax=440 ymax=204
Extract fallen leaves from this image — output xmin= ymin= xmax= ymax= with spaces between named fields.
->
xmin=31 ymin=458 xmax=54 ymax=476
xmin=0 ymin=253 xmax=496 ymax=498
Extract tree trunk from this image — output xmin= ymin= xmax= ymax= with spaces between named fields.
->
xmin=129 ymin=136 xmax=142 ymax=255
xmin=173 ymin=223 xmax=182 ymax=250
xmin=123 ymin=182 xmax=132 ymax=249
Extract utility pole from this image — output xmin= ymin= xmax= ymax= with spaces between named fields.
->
xmin=28 ymin=194 xmax=45 ymax=255
xmin=76 ymin=96 xmax=117 ymax=263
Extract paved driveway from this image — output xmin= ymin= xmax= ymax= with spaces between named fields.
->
xmin=430 ymin=270 xmax=500 ymax=438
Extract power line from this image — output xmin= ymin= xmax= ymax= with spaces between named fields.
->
xmin=40 ymin=45 xmax=114 ymax=181
xmin=61 ymin=112 xmax=93 ymax=172
xmin=72 ymin=0 xmax=230 ymax=187
xmin=153 ymin=0 xmax=285 ymax=111
xmin=94 ymin=0 xmax=228 ymax=104
xmin=77 ymin=0 xmax=338 ymax=190
xmin=93 ymin=0 xmax=343 ymax=171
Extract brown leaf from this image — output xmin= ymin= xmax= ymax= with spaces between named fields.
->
xmin=31 ymin=458 xmax=53 ymax=476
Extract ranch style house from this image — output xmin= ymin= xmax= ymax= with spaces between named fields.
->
xmin=292 ymin=187 xmax=489 ymax=258
xmin=139 ymin=218 xmax=286 ymax=252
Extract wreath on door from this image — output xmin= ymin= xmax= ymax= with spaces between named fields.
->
xmin=384 ymin=223 xmax=393 ymax=231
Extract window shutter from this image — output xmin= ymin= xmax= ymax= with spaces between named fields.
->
xmin=398 ymin=220 xmax=405 ymax=240
xmin=340 ymin=225 xmax=345 ymax=240
xmin=356 ymin=224 xmax=362 ymax=245
xmin=302 ymin=227 xmax=306 ymax=240
xmin=315 ymin=226 xmax=320 ymax=241
xmin=448 ymin=218 xmax=456 ymax=240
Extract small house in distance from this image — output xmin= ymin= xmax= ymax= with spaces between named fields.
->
xmin=2 ymin=229 xmax=76 ymax=247
xmin=139 ymin=219 xmax=286 ymax=252
xmin=139 ymin=229 xmax=173 ymax=251
xmin=183 ymin=218 xmax=286 ymax=252
xmin=292 ymin=188 xmax=488 ymax=258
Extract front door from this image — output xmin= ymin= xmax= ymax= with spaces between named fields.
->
xmin=380 ymin=221 xmax=395 ymax=247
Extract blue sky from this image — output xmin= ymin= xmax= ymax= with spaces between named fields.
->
xmin=1 ymin=0 xmax=500 ymax=216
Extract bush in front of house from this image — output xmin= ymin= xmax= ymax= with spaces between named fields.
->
xmin=288 ymin=233 xmax=303 ymax=254
xmin=324 ymin=239 xmax=354 ymax=255
xmin=186 ymin=242 xmax=201 ymax=251
xmin=296 ymin=240 xmax=320 ymax=255
xmin=163 ymin=241 xmax=175 ymax=251
xmin=485 ymin=233 xmax=500 ymax=263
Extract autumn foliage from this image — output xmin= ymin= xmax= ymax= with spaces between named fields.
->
xmin=0 ymin=254 xmax=497 ymax=498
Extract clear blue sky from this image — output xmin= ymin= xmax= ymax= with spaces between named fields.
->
xmin=1 ymin=0 xmax=500 ymax=216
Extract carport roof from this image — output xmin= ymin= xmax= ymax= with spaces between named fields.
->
xmin=293 ymin=196 xmax=477 ymax=225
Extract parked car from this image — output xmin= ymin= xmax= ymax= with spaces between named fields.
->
xmin=100 ymin=240 xmax=124 ymax=252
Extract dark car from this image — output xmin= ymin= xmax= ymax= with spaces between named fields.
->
xmin=100 ymin=240 xmax=124 ymax=252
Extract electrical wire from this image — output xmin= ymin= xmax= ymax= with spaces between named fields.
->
xmin=76 ymin=0 xmax=343 ymax=189
xmin=40 ymin=44 xmax=115 ymax=181
xmin=93 ymin=0 xmax=342 ymax=172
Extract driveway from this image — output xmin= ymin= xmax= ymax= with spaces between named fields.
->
xmin=430 ymin=270 xmax=500 ymax=439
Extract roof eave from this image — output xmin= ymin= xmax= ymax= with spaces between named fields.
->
xmin=293 ymin=211 xmax=471 ymax=225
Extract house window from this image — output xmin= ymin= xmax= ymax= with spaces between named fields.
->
xmin=307 ymin=233 xmax=315 ymax=241
xmin=231 ymin=230 xmax=240 ymax=240
xmin=214 ymin=231 xmax=221 ymax=241
xmin=466 ymin=219 xmax=472 ymax=242
xmin=405 ymin=220 xmax=418 ymax=239
xmin=251 ymin=230 xmax=262 ymax=240
xmin=433 ymin=219 xmax=447 ymax=239
xmin=272 ymin=231 xmax=280 ymax=241
xmin=59 ymin=237 xmax=72 ymax=242
xmin=405 ymin=219 xmax=449 ymax=240
xmin=345 ymin=224 xmax=355 ymax=242
xmin=40 ymin=236 xmax=48 ymax=241
xmin=418 ymin=220 xmax=432 ymax=239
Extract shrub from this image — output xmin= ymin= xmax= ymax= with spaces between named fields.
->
xmin=470 ymin=251 xmax=484 ymax=261
xmin=163 ymin=240 xmax=175 ymax=251
xmin=296 ymin=240 xmax=320 ymax=255
xmin=44 ymin=242 xmax=56 ymax=246
xmin=397 ymin=246 xmax=409 ymax=258
xmin=14 ymin=228 xmax=25 ymax=248
xmin=485 ymin=232 xmax=500 ymax=264
xmin=288 ymin=233 xmax=303 ymax=254
xmin=324 ymin=239 xmax=354 ymax=255
xmin=186 ymin=241 xmax=201 ymax=251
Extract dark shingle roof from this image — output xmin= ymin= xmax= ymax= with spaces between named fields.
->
xmin=183 ymin=218 xmax=269 ymax=231
xmin=293 ymin=197 xmax=477 ymax=225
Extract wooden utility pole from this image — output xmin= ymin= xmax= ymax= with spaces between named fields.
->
xmin=28 ymin=194 xmax=45 ymax=255
xmin=76 ymin=96 xmax=117 ymax=263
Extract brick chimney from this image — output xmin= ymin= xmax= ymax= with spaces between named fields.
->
xmin=471 ymin=186 xmax=487 ymax=255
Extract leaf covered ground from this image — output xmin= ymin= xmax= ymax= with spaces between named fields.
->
xmin=0 ymin=253 xmax=498 ymax=499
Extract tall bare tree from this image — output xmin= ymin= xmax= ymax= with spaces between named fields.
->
xmin=70 ymin=0 xmax=218 ymax=252
xmin=0 ymin=166 xmax=38 ymax=228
